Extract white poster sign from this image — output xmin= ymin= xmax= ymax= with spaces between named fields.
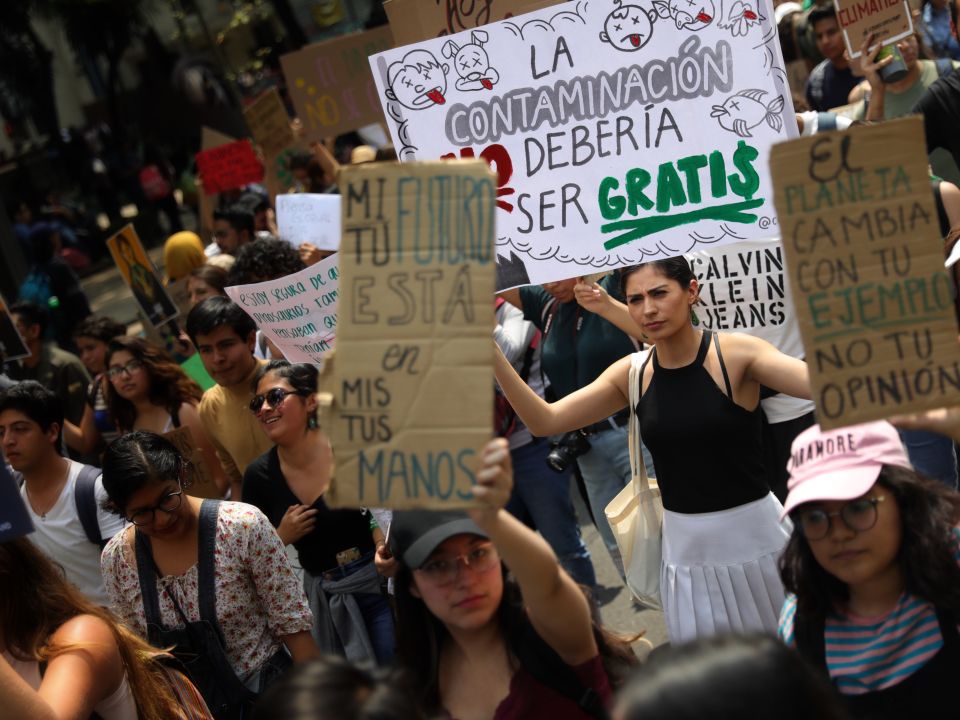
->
xmin=225 ymin=254 xmax=339 ymax=364
xmin=369 ymin=0 xmax=795 ymax=289
xmin=276 ymin=194 xmax=342 ymax=250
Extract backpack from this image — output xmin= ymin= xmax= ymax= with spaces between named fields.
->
xmin=494 ymin=298 xmax=544 ymax=438
xmin=16 ymin=464 xmax=105 ymax=548
xmin=19 ymin=267 xmax=55 ymax=309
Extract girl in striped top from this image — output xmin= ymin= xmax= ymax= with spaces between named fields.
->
xmin=777 ymin=421 xmax=960 ymax=719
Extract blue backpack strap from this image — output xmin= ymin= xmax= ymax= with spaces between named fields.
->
xmin=935 ymin=58 xmax=954 ymax=77
xmin=197 ymin=500 xmax=223 ymax=636
xmin=74 ymin=465 xmax=105 ymax=548
xmin=816 ymin=112 xmax=838 ymax=133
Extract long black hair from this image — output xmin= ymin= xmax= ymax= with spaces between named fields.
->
xmin=779 ymin=465 xmax=960 ymax=624
xmin=252 ymin=359 xmax=318 ymax=426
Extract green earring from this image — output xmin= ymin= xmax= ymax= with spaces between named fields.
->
xmin=690 ymin=306 xmax=700 ymax=326
xmin=308 ymin=415 xmax=319 ymax=429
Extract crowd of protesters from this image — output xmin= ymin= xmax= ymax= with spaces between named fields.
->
xmin=5 ymin=1 xmax=960 ymax=718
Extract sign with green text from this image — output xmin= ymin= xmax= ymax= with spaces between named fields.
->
xmin=322 ymin=159 xmax=496 ymax=509
xmin=771 ymin=117 xmax=960 ymax=429
xmin=370 ymin=1 xmax=795 ymax=289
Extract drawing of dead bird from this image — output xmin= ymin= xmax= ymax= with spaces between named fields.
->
xmin=710 ymin=89 xmax=785 ymax=137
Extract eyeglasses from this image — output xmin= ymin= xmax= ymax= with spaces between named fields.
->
xmin=249 ymin=388 xmax=303 ymax=414
xmin=794 ymin=496 xmax=886 ymax=541
xmin=128 ymin=483 xmax=183 ymax=526
xmin=107 ymin=359 xmax=143 ymax=380
xmin=417 ymin=544 xmax=500 ymax=587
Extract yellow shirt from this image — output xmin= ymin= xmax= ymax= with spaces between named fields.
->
xmin=198 ymin=361 xmax=273 ymax=487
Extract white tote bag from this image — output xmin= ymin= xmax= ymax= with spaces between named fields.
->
xmin=604 ymin=350 xmax=663 ymax=610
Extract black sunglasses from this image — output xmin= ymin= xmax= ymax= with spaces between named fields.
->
xmin=249 ymin=388 xmax=304 ymax=414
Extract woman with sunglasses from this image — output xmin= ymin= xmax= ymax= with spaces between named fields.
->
xmin=242 ymin=360 xmax=395 ymax=665
xmin=104 ymin=336 xmax=229 ymax=496
xmin=390 ymin=438 xmax=636 ymax=719
xmin=778 ymin=421 xmax=960 ymax=719
xmin=100 ymin=431 xmax=319 ymax=718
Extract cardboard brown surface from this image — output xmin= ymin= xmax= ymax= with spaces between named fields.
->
xmin=384 ymin=0 xmax=561 ymax=46
xmin=771 ymin=117 xmax=960 ymax=429
xmin=0 ymin=292 xmax=30 ymax=361
xmin=322 ymin=159 xmax=497 ymax=509
xmin=244 ymin=88 xmax=296 ymax=157
xmin=280 ymin=27 xmax=394 ymax=141
xmin=834 ymin=0 xmax=913 ymax=58
xmin=162 ymin=426 xmax=221 ymax=499
xmin=197 ymin=127 xmax=237 ymax=239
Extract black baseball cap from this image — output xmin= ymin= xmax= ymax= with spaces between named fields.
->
xmin=389 ymin=510 xmax=488 ymax=569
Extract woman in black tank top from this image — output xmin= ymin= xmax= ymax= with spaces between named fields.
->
xmin=494 ymin=257 xmax=811 ymax=642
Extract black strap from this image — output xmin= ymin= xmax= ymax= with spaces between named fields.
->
xmin=710 ymin=331 xmax=734 ymax=398
xmin=74 ymin=465 xmax=104 ymax=548
xmin=170 ymin=405 xmax=182 ymax=429
xmin=513 ymin=623 xmax=609 ymax=720
xmin=793 ymin=609 xmax=830 ymax=678
xmin=936 ymin=57 xmax=954 ymax=78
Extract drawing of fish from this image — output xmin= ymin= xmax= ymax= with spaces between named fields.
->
xmin=709 ymin=89 xmax=785 ymax=137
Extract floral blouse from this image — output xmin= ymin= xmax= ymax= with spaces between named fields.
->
xmin=101 ymin=501 xmax=313 ymax=681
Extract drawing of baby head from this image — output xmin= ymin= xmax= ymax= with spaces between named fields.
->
xmin=442 ymin=30 xmax=500 ymax=91
xmin=600 ymin=2 xmax=658 ymax=51
xmin=385 ymin=49 xmax=450 ymax=110
xmin=654 ymin=0 xmax=715 ymax=29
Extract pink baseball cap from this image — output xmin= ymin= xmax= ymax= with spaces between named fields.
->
xmin=780 ymin=421 xmax=912 ymax=519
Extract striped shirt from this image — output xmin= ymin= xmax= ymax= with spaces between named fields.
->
xmin=779 ymin=528 xmax=960 ymax=694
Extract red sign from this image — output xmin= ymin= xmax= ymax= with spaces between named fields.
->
xmin=195 ymin=139 xmax=264 ymax=195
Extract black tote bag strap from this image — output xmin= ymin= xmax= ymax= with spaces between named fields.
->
xmin=135 ymin=530 xmax=165 ymax=644
xmin=197 ymin=500 xmax=221 ymax=627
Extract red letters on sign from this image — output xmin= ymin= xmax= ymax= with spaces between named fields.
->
xmin=441 ymin=144 xmax=516 ymax=212
xmin=195 ymin=139 xmax=265 ymax=195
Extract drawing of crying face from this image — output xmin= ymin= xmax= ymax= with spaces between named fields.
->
xmin=600 ymin=5 xmax=654 ymax=51
xmin=456 ymin=46 xmax=491 ymax=81
xmin=387 ymin=51 xmax=449 ymax=110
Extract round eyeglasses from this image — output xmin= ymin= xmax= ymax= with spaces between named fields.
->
xmin=128 ymin=484 xmax=183 ymax=526
xmin=107 ymin=359 xmax=143 ymax=380
xmin=794 ymin=496 xmax=886 ymax=541
xmin=417 ymin=544 xmax=500 ymax=587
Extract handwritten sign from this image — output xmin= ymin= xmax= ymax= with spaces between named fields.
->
xmin=280 ymin=27 xmax=394 ymax=141
xmin=106 ymin=225 xmax=180 ymax=328
xmin=276 ymin=194 xmax=342 ymax=250
xmin=163 ymin=426 xmax=221 ymax=499
xmin=0 ymin=292 xmax=30 ymax=361
xmin=771 ymin=117 xmax=960 ymax=429
xmin=370 ymin=1 xmax=794 ymax=289
xmin=244 ymin=88 xmax=296 ymax=157
xmin=834 ymin=0 xmax=913 ymax=58
xmin=195 ymin=139 xmax=265 ymax=195
xmin=322 ymin=160 xmax=496 ymax=509
xmin=224 ymin=253 xmax=339 ymax=364
xmin=0 ymin=462 xmax=33 ymax=542
xmin=384 ymin=0 xmax=561 ymax=45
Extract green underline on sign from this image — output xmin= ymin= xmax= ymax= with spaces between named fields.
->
xmin=811 ymin=315 xmax=946 ymax=343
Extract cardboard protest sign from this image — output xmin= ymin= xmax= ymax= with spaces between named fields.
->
xmin=196 ymin=128 xmax=237 ymax=244
xmin=195 ymin=139 xmax=265 ymax=195
xmin=370 ymin=1 xmax=795 ymax=290
xmin=834 ymin=0 xmax=913 ymax=58
xmin=162 ymin=426 xmax=221 ymax=499
xmin=0 ymin=462 xmax=34 ymax=543
xmin=244 ymin=88 xmax=296 ymax=157
xmin=280 ymin=27 xmax=394 ymax=141
xmin=384 ymin=0 xmax=561 ymax=45
xmin=224 ymin=253 xmax=339 ymax=364
xmin=0 ymin=292 xmax=30 ymax=361
xmin=771 ymin=117 xmax=960 ymax=429
xmin=107 ymin=225 xmax=179 ymax=328
xmin=320 ymin=160 xmax=496 ymax=510
xmin=276 ymin=194 xmax=341 ymax=249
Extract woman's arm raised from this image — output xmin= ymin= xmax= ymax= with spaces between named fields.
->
xmin=737 ymin=334 xmax=811 ymax=400
xmin=470 ymin=439 xmax=598 ymax=667
xmin=494 ymin=343 xmax=631 ymax=436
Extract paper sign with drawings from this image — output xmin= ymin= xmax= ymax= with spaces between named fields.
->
xmin=370 ymin=0 xmax=794 ymax=289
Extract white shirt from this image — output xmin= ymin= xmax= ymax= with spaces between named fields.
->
xmin=20 ymin=460 xmax=126 ymax=605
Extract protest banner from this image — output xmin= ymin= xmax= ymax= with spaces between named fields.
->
xmin=384 ymin=0 xmax=561 ymax=45
xmin=224 ymin=253 xmax=339 ymax=364
xmin=0 ymin=292 xmax=30 ymax=361
xmin=0 ymin=462 xmax=33 ymax=543
xmin=162 ymin=426 xmax=221 ymax=499
xmin=834 ymin=0 xmax=913 ymax=58
xmin=197 ymin=128 xmax=238 ymax=243
xmin=320 ymin=159 xmax=496 ymax=510
xmin=195 ymin=139 xmax=265 ymax=195
xmin=771 ymin=117 xmax=960 ymax=429
xmin=370 ymin=1 xmax=795 ymax=289
xmin=280 ymin=27 xmax=395 ymax=141
xmin=276 ymin=194 xmax=342 ymax=250
xmin=244 ymin=88 xmax=296 ymax=157
xmin=107 ymin=225 xmax=179 ymax=328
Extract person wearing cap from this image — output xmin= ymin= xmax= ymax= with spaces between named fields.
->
xmin=778 ymin=421 xmax=960 ymax=718
xmin=389 ymin=438 xmax=636 ymax=719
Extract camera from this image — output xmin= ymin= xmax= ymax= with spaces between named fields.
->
xmin=546 ymin=431 xmax=592 ymax=473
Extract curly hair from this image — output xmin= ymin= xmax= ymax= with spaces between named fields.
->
xmin=105 ymin=336 xmax=203 ymax=432
xmin=779 ymin=465 xmax=960 ymax=624
xmin=227 ymin=238 xmax=305 ymax=285
xmin=72 ymin=315 xmax=127 ymax=344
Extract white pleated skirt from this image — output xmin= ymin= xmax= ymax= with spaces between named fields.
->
xmin=661 ymin=492 xmax=791 ymax=644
